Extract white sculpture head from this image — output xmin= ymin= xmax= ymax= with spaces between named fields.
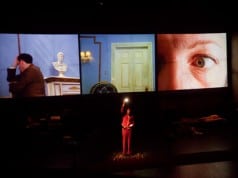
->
xmin=53 ymin=51 xmax=67 ymax=77
xmin=57 ymin=51 xmax=64 ymax=64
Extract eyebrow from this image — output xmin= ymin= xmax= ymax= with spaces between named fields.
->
xmin=187 ymin=40 xmax=222 ymax=49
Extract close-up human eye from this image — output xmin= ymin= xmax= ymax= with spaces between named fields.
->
xmin=191 ymin=55 xmax=216 ymax=69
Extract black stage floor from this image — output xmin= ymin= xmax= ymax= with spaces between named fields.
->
xmin=4 ymin=118 xmax=238 ymax=178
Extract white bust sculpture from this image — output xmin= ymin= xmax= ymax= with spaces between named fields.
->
xmin=52 ymin=52 xmax=67 ymax=77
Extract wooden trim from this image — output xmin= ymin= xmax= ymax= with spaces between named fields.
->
xmin=45 ymin=76 xmax=80 ymax=83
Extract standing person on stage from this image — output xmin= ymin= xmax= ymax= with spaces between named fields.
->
xmin=120 ymin=97 xmax=135 ymax=155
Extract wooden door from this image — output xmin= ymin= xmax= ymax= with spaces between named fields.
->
xmin=111 ymin=42 xmax=153 ymax=92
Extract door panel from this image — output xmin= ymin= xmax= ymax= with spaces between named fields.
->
xmin=112 ymin=43 xmax=153 ymax=92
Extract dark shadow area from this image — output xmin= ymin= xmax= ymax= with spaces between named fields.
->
xmin=3 ymin=92 xmax=238 ymax=177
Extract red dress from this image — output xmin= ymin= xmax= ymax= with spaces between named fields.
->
xmin=121 ymin=109 xmax=134 ymax=155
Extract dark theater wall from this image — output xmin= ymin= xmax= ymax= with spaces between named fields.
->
xmin=231 ymin=32 xmax=238 ymax=105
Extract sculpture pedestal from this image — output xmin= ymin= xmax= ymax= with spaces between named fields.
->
xmin=44 ymin=76 xmax=80 ymax=96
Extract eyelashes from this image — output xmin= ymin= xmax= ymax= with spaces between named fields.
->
xmin=190 ymin=55 xmax=217 ymax=69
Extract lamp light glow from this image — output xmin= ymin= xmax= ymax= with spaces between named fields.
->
xmin=124 ymin=97 xmax=129 ymax=103
xmin=80 ymin=50 xmax=92 ymax=63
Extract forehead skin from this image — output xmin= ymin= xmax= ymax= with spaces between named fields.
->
xmin=157 ymin=33 xmax=226 ymax=50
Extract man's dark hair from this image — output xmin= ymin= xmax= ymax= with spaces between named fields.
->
xmin=17 ymin=53 xmax=33 ymax=64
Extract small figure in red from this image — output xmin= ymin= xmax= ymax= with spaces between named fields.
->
xmin=120 ymin=98 xmax=135 ymax=155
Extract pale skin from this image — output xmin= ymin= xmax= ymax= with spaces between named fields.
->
xmin=157 ymin=33 xmax=227 ymax=90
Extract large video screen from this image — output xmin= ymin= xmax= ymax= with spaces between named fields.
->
xmin=156 ymin=33 xmax=228 ymax=91
xmin=79 ymin=34 xmax=156 ymax=94
xmin=0 ymin=33 xmax=156 ymax=98
xmin=0 ymin=33 xmax=228 ymax=99
xmin=0 ymin=33 xmax=80 ymax=98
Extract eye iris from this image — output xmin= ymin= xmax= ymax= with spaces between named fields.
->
xmin=196 ymin=57 xmax=205 ymax=67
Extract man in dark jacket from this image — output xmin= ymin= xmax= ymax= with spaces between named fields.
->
xmin=7 ymin=53 xmax=45 ymax=98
